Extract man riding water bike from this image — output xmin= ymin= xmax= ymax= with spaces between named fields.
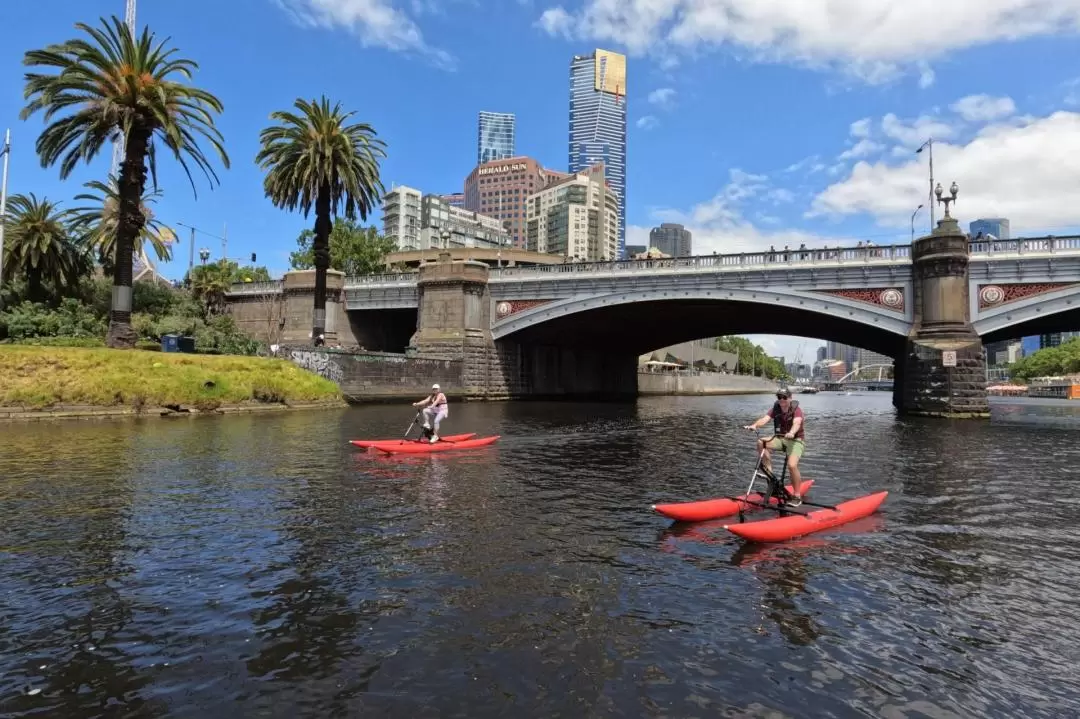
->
xmin=413 ymin=384 xmax=448 ymax=443
xmin=743 ymin=387 xmax=806 ymax=505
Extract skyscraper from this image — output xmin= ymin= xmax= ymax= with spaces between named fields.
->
xmin=477 ymin=112 xmax=516 ymax=165
xmin=569 ymin=49 xmax=627 ymax=258
xmin=969 ymin=218 xmax=1010 ymax=239
xmin=649 ymin=223 xmax=692 ymax=257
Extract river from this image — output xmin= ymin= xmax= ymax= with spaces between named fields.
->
xmin=2 ymin=393 xmax=1078 ymax=718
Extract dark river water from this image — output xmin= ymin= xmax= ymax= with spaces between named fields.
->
xmin=2 ymin=393 xmax=1079 ymax=718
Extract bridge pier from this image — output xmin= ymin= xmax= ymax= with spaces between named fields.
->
xmin=898 ymin=216 xmax=989 ymax=418
xmin=407 ymin=253 xmax=636 ymax=399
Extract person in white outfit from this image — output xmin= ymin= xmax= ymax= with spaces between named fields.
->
xmin=413 ymin=383 xmax=449 ymax=443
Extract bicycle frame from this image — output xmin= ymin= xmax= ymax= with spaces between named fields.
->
xmin=737 ymin=432 xmax=793 ymax=521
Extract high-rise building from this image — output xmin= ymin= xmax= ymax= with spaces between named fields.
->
xmin=382 ymin=185 xmax=508 ymax=252
xmin=464 ymin=156 xmax=569 ymax=249
xmin=382 ymin=185 xmax=423 ymax=251
xmin=649 ymin=223 xmax=692 ymax=257
xmin=970 ymin=218 xmax=1010 ymax=239
xmin=526 ymin=162 xmax=619 ymax=262
xmin=439 ymin=192 xmax=465 ymax=209
xmin=420 ymin=194 xmax=508 ymax=250
xmin=569 ymin=49 xmax=626 ymax=259
xmin=478 ymin=111 xmax=516 ymax=165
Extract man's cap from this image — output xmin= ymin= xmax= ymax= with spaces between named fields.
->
xmin=776 ymin=388 xmax=791 ymax=398
xmin=432 ymin=383 xmax=440 ymax=390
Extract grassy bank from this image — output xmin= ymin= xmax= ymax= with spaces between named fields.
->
xmin=0 ymin=345 xmax=342 ymax=411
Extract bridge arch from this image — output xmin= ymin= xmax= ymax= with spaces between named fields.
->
xmin=493 ymin=288 xmax=908 ymax=358
xmin=975 ymin=287 xmax=1080 ymax=344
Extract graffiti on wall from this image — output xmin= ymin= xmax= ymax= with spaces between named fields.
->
xmin=289 ymin=349 xmax=345 ymax=384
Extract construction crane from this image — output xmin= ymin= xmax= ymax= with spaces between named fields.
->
xmin=109 ymin=0 xmax=137 ymax=180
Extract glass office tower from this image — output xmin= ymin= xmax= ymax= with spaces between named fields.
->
xmin=478 ymin=112 xmax=516 ymax=165
xmin=569 ymin=49 xmax=627 ymax=258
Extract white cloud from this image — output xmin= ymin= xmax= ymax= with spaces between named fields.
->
xmin=917 ymin=61 xmax=936 ymax=88
xmin=536 ymin=6 xmax=573 ymax=35
xmin=880 ymin=113 xmax=956 ymax=148
xmin=273 ymin=0 xmax=455 ymax=68
xmin=631 ymin=168 xmax=854 ymax=257
xmin=849 ymin=118 xmax=872 ymax=138
xmin=648 ymin=87 xmax=677 ymax=108
xmin=637 ymin=115 xmax=660 ymax=129
xmin=536 ymin=0 xmax=1080 ymax=84
xmin=811 ymin=111 xmax=1080 ymax=231
xmin=950 ymin=94 xmax=1017 ymax=122
xmin=838 ymin=138 xmax=884 ymax=161
xmin=1066 ymin=78 xmax=1080 ymax=106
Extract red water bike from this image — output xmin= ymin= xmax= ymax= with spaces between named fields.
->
xmin=653 ymin=430 xmax=887 ymax=543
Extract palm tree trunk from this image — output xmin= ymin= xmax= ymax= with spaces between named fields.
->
xmin=106 ymin=126 xmax=150 ymax=349
xmin=311 ymin=184 xmax=332 ymax=346
xmin=27 ymin=267 xmax=43 ymax=304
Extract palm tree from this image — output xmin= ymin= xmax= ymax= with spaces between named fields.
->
xmin=69 ymin=178 xmax=176 ymax=275
xmin=20 ymin=16 xmax=229 ymax=348
xmin=2 ymin=193 xmax=87 ymax=302
xmin=256 ymin=97 xmax=386 ymax=344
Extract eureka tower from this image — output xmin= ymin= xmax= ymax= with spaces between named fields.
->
xmin=569 ymin=49 xmax=627 ymax=258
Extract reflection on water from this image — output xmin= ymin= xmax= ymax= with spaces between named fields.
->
xmin=990 ymin=395 xmax=1080 ymax=429
xmin=2 ymin=394 xmax=1080 ymax=717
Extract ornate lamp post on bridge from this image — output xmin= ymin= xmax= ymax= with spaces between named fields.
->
xmin=935 ymin=181 xmax=959 ymax=219
xmin=901 ymin=176 xmax=989 ymax=418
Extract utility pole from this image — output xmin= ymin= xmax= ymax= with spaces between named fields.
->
xmin=0 ymin=130 xmax=10 ymax=301
xmin=109 ymin=0 xmax=138 ymax=180
xmin=917 ymin=138 xmax=934 ymax=234
xmin=176 ymin=221 xmax=226 ymax=275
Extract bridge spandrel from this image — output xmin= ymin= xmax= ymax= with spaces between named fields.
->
xmin=969 ymin=247 xmax=1080 ymax=337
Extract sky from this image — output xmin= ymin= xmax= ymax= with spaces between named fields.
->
xmin=3 ymin=0 xmax=1080 ymax=364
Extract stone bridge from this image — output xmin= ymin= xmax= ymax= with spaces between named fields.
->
xmin=225 ymin=218 xmax=1080 ymax=417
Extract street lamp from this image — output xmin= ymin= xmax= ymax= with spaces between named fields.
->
xmin=911 ymin=204 xmax=923 ymax=242
xmin=199 ymin=247 xmax=210 ymax=264
xmin=935 ymin=181 xmax=959 ymax=219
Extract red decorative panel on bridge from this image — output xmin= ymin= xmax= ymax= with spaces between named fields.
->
xmin=977 ymin=283 xmax=1080 ymax=309
xmin=495 ymin=299 xmax=551 ymax=319
xmin=811 ymin=288 xmax=905 ymax=312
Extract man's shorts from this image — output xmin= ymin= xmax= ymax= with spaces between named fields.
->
xmin=765 ymin=436 xmax=805 ymax=458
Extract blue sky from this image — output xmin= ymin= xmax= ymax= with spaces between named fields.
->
xmin=3 ymin=0 xmax=1080 ymax=362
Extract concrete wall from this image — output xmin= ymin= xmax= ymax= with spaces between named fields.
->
xmin=280 ymin=346 xmax=463 ymax=401
xmin=638 ymin=371 xmax=778 ymax=396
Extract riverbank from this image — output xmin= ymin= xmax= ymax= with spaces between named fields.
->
xmin=0 ymin=345 xmax=345 ymax=421
xmin=637 ymin=370 xmax=778 ymax=396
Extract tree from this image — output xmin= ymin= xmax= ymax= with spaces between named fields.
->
xmin=714 ymin=336 xmax=790 ymax=380
xmin=289 ymin=217 xmax=395 ymax=276
xmin=256 ymin=96 xmax=386 ymax=344
xmin=69 ymin=178 xmax=176 ymax=274
xmin=1 ymin=193 xmax=87 ymax=302
xmin=1009 ymin=338 xmax=1080 ymax=380
xmin=187 ymin=260 xmax=233 ymax=319
xmin=20 ymin=16 xmax=229 ymax=348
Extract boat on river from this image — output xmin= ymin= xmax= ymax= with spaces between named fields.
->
xmin=375 ymin=435 xmax=501 ymax=454
xmin=350 ymin=433 xmax=476 ymax=449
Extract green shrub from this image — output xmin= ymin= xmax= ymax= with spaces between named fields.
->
xmin=0 ymin=299 xmax=107 ymax=341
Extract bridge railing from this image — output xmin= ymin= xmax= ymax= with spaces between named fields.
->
xmin=969 ymin=236 xmax=1080 ymax=256
xmin=225 ymin=280 xmax=284 ymax=296
xmin=226 ymin=235 xmax=1080 ymax=296
xmin=487 ymin=244 xmax=913 ymax=280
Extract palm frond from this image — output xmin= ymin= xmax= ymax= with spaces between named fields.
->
xmin=256 ymin=96 xmax=386 ymax=220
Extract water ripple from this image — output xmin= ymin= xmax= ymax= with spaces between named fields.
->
xmin=1 ymin=394 xmax=1079 ymax=717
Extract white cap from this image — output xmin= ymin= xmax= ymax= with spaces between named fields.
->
xmin=432 ymin=383 xmax=440 ymax=390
